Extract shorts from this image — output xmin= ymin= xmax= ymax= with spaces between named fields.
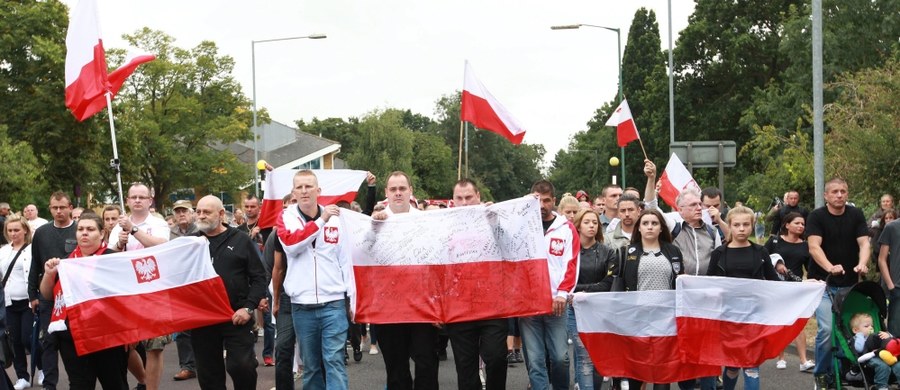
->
xmin=141 ymin=334 xmax=172 ymax=351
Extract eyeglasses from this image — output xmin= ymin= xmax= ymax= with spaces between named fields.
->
xmin=128 ymin=196 xmax=151 ymax=200
xmin=679 ymin=202 xmax=702 ymax=209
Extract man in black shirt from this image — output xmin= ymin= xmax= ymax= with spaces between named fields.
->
xmin=766 ymin=190 xmax=809 ymax=236
xmin=806 ymin=178 xmax=869 ymax=389
xmin=28 ymin=191 xmax=76 ymax=390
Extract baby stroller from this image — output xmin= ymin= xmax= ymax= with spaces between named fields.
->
xmin=831 ymin=280 xmax=888 ymax=389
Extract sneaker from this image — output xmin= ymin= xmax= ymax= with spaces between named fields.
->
xmin=13 ymin=379 xmax=30 ymax=390
xmin=776 ymin=359 xmax=787 ymax=369
xmin=353 ymin=348 xmax=363 ymax=362
xmin=844 ymin=369 xmax=862 ymax=383
xmin=506 ymin=351 xmax=516 ymax=365
xmin=36 ymin=371 xmax=44 ymax=386
xmin=568 ymin=338 xmax=573 ymax=345
xmin=799 ymin=360 xmax=815 ymax=371
xmin=369 ymin=345 xmax=379 ymax=355
xmin=814 ymin=374 xmax=835 ymax=390
xmin=514 ymin=350 xmax=524 ymax=363
xmin=263 ymin=356 xmax=274 ymax=366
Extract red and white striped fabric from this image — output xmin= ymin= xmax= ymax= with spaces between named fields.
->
xmin=258 ymin=169 xmax=367 ymax=229
xmin=57 ymin=237 xmax=234 ymax=356
xmin=573 ymin=290 xmax=721 ymax=383
xmin=605 ymin=99 xmax=640 ymax=147
xmin=675 ymin=275 xmax=825 ymax=368
xmin=658 ymin=153 xmax=700 ymax=210
xmin=340 ymin=197 xmax=551 ymax=324
xmin=460 ymin=61 xmax=526 ymax=144
xmin=65 ymin=0 xmax=154 ymax=122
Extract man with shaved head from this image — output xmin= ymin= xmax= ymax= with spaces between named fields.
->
xmin=192 ymin=195 xmax=267 ymax=390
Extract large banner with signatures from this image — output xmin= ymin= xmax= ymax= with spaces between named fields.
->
xmin=340 ymin=197 xmax=551 ymax=324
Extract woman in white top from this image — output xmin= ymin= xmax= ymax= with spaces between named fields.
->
xmin=0 ymin=214 xmax=38 ymax=389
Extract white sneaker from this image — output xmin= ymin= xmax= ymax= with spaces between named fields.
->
xmin=776 ymin=359 xmax=787 ymax=369
xmin=800 ymin=360 xmax=816 ymax=371
xmin=37 ymin=370 xmax=44 ymax=386
xmin=369 ymin=345 xmax=379 ymax=355
xmin=13 ymin=378 xmax=30 ymax=390
xmin=621 ymin=379 xmax=630 ymax=390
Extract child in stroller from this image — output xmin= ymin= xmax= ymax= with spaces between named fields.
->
xmin=850 ymin=313 xmax=900 ymax=390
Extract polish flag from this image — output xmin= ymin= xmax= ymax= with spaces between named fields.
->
xmin=258 ymin=169 xmax=368 ymax=229
xmin=573 ymin=290 xmax=721 ymax=383
xmin=658 ymin=153 xmax=700 ymax=210
xmin=57 ymin=237 xmax=234 ymax=356
xmin=675 ymin=275 xmax=825 ymax=368
xmin=341 ymin=197 xmax=551 ymax=323
xmin=460 ymin=61 xmax=526 ymax=144
xmin=65 ymin=0 xmax=155 ymax=121
xmin=605 ymin=99 xmax=640 ymax=147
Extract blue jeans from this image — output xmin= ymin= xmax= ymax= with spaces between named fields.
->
xmin=292 ymin=300 xmax=349 ymax=390
xmin=566 ymin=305 xmax=601 ymax=390
xmin=723 ymin=367 xmax=759 ymax=390
xmin=519 ymin=314 xmax=569 ymax=390
xmin=869 ymin=357 xmax=900 ymax=387
xmin=888 ymin=288 xmax=900 ymax=337
xmin=262 ymin=291 xmax=275 ymax=358
xmin=814 ymin=286 xmax=844 ymax=377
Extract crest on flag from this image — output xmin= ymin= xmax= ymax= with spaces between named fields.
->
xmin=324 ymin=226 xmax=339 ymax=244
xmin=549 ymin=238 xmax=565 ymax=256
xmin=53 ymin=290 xmax=65 ymax=316
xmin=132 ymin=256 xmax=160 ymax=283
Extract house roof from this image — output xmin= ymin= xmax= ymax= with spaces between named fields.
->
xmin=224 ymin=121 xmax=341 ymax=169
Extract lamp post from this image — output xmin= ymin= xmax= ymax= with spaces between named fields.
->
xmin=251 ymin=33 xmax=327 ymax=196
xmin=551 ymin=23 xmax=625 ymax=187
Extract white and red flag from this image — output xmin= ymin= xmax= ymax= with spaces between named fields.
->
xmin=675 ymin=275 xmax=825 ymax=368
xmin=604 ymin=99 xmax=640 ymax=147
xmin=573 ymin=290 xmax=721 ymax=383
xmin=258 ymin=169 xmax=368 ymax=229
xmin=56 ymin=237 xmax=233 ymax=356
xmin=658 ymin=153 xmax=701 ymax=210
xmin=340 ymin=197 xmax=551 ymax=323
xmin=460 ymin=61 xmax=526 ymax=144
xmin=65 ymin=0 xmax=155 ymax=121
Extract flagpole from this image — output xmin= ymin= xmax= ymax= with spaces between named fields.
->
xmin=457 ymin=121 xmax=464 ymax=180
xmin=464 ymin=122 xmax=469 ymax=178
xmin=104 ymin=92 xmax=127 ymax=212
xmin=637 ymin=138 xmax=649 ymax=162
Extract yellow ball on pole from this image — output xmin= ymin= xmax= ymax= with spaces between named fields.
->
xmin=609 ymin=157 xmax=620 ymax=167
xmin=256 ymin=160 xmax=268 ymax=170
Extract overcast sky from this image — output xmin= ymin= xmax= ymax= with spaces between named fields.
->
xmin=72 ymin=0 xmax=695 ymax=167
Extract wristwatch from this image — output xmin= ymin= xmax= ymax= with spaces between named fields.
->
xmin=245 ymin=307 xmax=254 ymax=315
xmin=130 ymin=226 xmax=139 ymax=235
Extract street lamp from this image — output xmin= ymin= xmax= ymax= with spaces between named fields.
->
xmin=551 ymin=23 xmax=626 ymax=187
xmin=251 ymin=33 xmax=327 ymax=196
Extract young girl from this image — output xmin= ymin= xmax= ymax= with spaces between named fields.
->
xmin=708 ymin=206 xmax=781 ymax=390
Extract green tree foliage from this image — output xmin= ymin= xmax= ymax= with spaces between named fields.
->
xmin=825 ymin=55 xmax=900 ymax=205
xmin=736 ymin=124 xmax=814 ymax=211
xmin=0 ymin=0 xmax=106 ymax=201
xmin=0 ymin=125 xmax=49 ymax=209
xmin=110 ymin=28 xmax=254 ymax=208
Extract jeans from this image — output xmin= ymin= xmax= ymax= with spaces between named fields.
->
xmin=722 ymin=367 xmax=759 ymax=390
xmin=263 ymin=291 xmax=275 ymax=358
xmin=519 ymin=314 xmax=569 ymax=390
xmin=677 ymin=377 xmax=717 ymax=390
xmin=292 ymin=300 xmax=349 ymax=390
xmin=7 ymin=300 xmax=35 ymax=380
xmin=566 ymin=305 xmax=601 ymax=390
xmin=869 ymin=357 xmax=900 ymax=387
xmin=275 ymin=293 xmax=297 ymax=390
xmin=888 ymin=288 xmax=900 ymax=337
xmin=174 ymin=331 xmax=195 ymax=371
xmin=814 ymin=286 xmax=844 ymax=377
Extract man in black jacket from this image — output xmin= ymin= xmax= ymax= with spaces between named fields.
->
xmin=192 ymin=195 xmax=267 ymax=390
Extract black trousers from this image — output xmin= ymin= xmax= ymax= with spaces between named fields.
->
xmin=37 ymin=299 xmax=59 ymax=389
xmin=191 ymin=320 xmax=258 ymax=390
xmin=447 ymin=319 xmax=509 ymax=390
xmin=56 ymin=331 xmax=128 ymax=390
xmin=7 ymin=299 xmax=35 ymax=380
xmin=275 ymin=293 xmax=296 ymax=390
xmin=377 ymin=323 xmax=439 ymax=390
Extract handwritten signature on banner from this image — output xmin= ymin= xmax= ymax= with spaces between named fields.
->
xmin=339 ymin=197 xmax=545 ymax=266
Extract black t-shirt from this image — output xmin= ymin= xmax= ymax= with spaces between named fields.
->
xmin=806 ymin=205 xmax=868 ymax=286
xmin=764 ymin=236 xmax=811 ymax=277
xmin=542 ymin=219 xmax=554 ymax=234
xmin=709 ymin=245 xmax=766 ymax=279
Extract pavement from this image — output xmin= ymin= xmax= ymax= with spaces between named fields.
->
xmin=4 ymin=334 xmax=819 ymax=389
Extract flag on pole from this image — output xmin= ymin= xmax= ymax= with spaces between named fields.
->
xmin=604 ymin=99 xmax=640 ymax=147
xmin=460 ymin=61 xmax=526 ymax=144
xmin=57 ymin=237 xmax=234 ymax=356
xmin=340 ymin=197 xmax=551 ymax=324
xmin=573 ymin=290 xmax=721 ymax=383
xmin=65 ymin=0 xmax=155 ymax=121
xmin=258 ymin=169 xmax=368 ymax=229
xmin=658 ymin=153 xmax=700 ymax=210
xmin=675 ymin=275 xmax=825 ymax=368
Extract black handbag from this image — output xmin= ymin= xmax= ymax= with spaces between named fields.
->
xmin=0 ymin=246 xmax=25 ymax=369
xmin=609 ymin=246 xmax=627 ymax=292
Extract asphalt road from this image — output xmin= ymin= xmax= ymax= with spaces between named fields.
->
xmin=4 ymin=335 xmax=819 ymax=389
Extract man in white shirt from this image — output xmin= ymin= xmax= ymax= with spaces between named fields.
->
xmin=23 ymin=204 xmax=48 ymax=233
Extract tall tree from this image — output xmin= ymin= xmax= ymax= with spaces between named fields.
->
xmin=111 ymin=28 xmax=255 ymax=208
xmin=0 ymin=125 xmax=49 ymax=209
